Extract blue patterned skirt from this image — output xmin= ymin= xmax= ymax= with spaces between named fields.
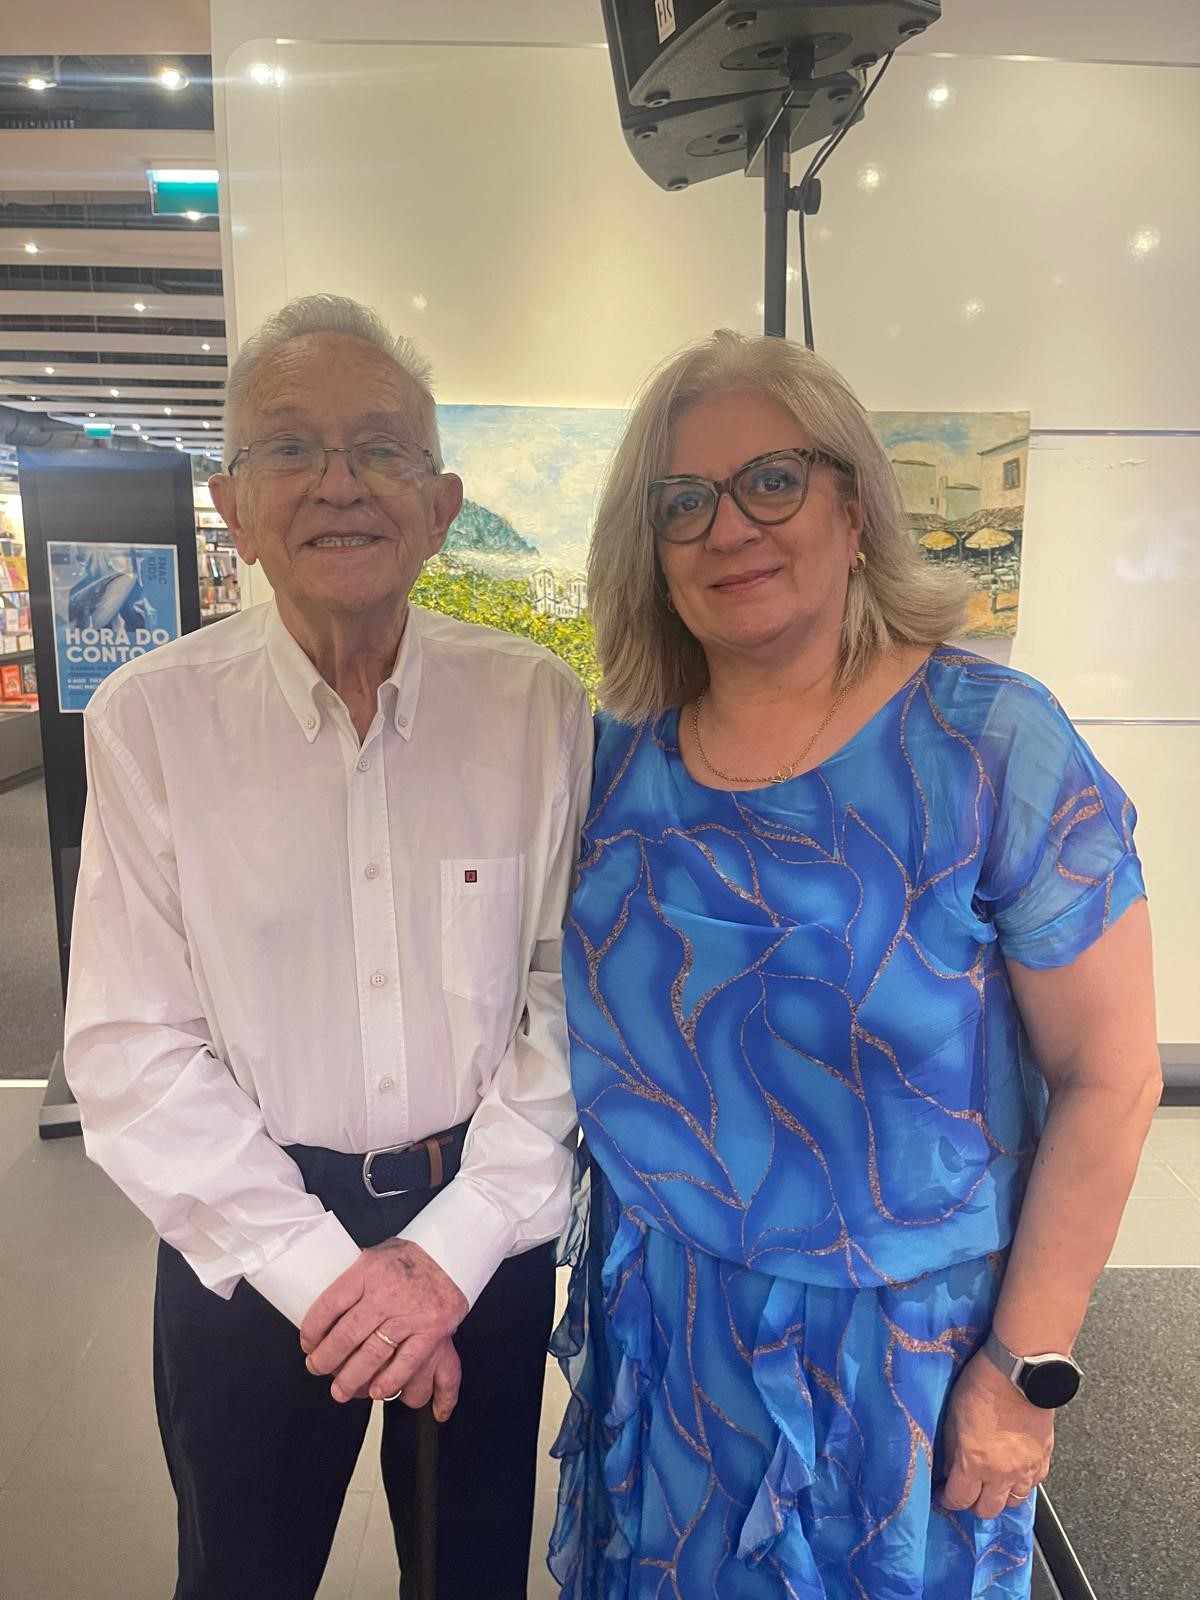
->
xmin=549 ymin=1169 xmax=1035 ymax=1600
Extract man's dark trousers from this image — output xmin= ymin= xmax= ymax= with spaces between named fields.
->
xmin=153 ymin=1159 xmax=557 ymax=1600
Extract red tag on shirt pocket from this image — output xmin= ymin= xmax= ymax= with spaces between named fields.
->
xmin=464 ymin=869 xmax=478 ymax=883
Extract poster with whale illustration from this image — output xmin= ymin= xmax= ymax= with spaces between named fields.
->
xmin=47 ymin=540 xmax=181 ymax=712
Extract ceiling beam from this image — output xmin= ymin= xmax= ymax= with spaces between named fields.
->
xmin=0 ymin=128 xmax=217 ymax=191
xmin=0 ymin=227 xmax=221 ymax=270
xmin=0 ymin=1 xmax=212 ymax=55
xmin=0 ymin=380 xmax=223 ymax=402
xmin=0 ymin=289 xmax=223 ymax=317
xmin=5 ymin=398 xmax=222 ymax=417
xmin=0 ymin=360 xmax=225 ymax=381
xmin=0 ymin=331 xmax=226 ymax=354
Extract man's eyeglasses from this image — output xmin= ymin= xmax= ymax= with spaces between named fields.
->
xmin=647 ymin=448 xmax=852 ymax=544
xmin=226 ymin=437 xmax=439 ymax=496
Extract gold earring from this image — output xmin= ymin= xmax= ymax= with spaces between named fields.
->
xmin=665 ymin=592 xmax=677 ymax=613
xmin=853 ymin=551 xmax=867 ymax=572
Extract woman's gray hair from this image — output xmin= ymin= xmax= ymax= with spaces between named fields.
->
xmin=590 ymin=329 xmax=968 ymax=723
xmin=224 ymin=293 xmax=442 ymax=467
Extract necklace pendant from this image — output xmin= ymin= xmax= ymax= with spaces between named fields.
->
xmin=772 ymin=767 xmax=790 ymax=784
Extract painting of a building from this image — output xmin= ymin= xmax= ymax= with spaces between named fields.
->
xmin=978 ymin=438 xmax=1029 ymax=509
xmin=878 ymin=411 xmax=1031 ymax=640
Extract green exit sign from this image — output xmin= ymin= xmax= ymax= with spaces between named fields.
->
xmin=84 ymin=423 xmax=113 ymax=437
xmin=147 ymin=168 xmax=219 ymax=217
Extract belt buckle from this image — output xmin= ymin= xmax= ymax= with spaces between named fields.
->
xmin=362 ymin=1142 xmax=414 ymax=1200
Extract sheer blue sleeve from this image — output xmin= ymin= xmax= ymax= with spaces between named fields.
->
xmin=975 ymin=680 xmax=1145 ymax=970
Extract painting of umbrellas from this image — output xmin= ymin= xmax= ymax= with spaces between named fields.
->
xmin=873 ymin=411 xmax=1031 ymax=639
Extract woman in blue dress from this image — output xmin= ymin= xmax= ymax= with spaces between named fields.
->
xmin=550 ymin=332 xmax=1161 ymax=1599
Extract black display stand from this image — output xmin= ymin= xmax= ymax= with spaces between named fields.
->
xmin=17 ymin=448 xmax=200 ymax=1137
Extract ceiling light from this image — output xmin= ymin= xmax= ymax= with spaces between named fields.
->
xmin=857 ymin=165 xmax=883 ymax=192
xmin=164 ymin=406 xmax=173 ymax=415
xmin=963 ymin=298 xmax=985 ymax=321
xmin=175 ymin=436 xmax=182 ymax=442
xmin=29 ymin=395 xmax=37 ymax=402
xmin=23 ymin=76 xmax=54 ymax=92
xmin=44 ymin=366 xmax=54 ymax=374
xmin=158 ymin=67 xmax=189 ymax=91
xmin=110 ymin=388 xmax=120 ymax=397
xmin=411 ymin=294 xmax=428 ymax=312
xmin=925 ymin=83 xmax=953 ymax=109
xmin=23 ymin=242 xmax=39 ymax=255
xmin=249 ymin=62 xmax=287 ymax=88
xmin=184 ymin=210 xmax=203 ymax=222
xmin=200 ymin=342 xmax=211 ymax=351
xmin=1130 ymin=227 xmax=1161 ymax=258
xmin=176 ymin=442 xmax=185 ymax=450
xmin=202 ymin=421 xmax=211 ymax=429
xmin=88 ymin=411 xmax=96 ymax=418
xmin=134 ymin=301 xmax=147 ymax=312
xmin=132 ymin=423 xmax=141 ymax=431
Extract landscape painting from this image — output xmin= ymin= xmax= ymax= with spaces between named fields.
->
xmin=416 ymin=403 xmax=1031 ymax=693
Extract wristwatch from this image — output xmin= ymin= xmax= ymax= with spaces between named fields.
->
xmin=983 ymin=1331 xmax=1083 ymax=1409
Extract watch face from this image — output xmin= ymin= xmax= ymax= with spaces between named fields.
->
xmin=1021 ymin=1358 xmax=1081 ymax=1409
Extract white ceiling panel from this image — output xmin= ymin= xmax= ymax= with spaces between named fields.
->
xmin=0 ymin=380 xmax=222 ymax=401
xmin=0 ymin=332 xmax=226 ymax=354
xmin=0 ymin=361 xmax=225 ymax=381
xmin=10 ymin=399 xmax=223 ymax=417
xmin=0 ymin=227 xmax=221 ymax=270
xmin=0 ymin=129 xmax=217 ymax=192
xmin=0 ymin=290 xmax=223 ymax=317
xmin=1 ymin=0 xmax=211 ymax=55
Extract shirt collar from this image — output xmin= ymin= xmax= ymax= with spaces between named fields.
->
xmin=265 ymin=601 xmax=423 ymax=744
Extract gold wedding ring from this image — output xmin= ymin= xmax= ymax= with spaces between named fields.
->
xmin=383 ymin=1389 xmax=403 ymax=1402
xmin=374 ymin=1328 xmax=399 ymax=1348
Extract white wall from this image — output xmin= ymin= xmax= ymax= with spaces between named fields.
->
xmin=212 ymin=16 xmax=1199 ymax=1050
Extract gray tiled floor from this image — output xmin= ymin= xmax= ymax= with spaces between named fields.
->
xmin=1 ymin=1086 xmax=1197 ymax=1599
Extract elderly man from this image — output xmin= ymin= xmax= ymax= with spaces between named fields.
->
xmin=64 ymin=294 xmax=591 ymax=1600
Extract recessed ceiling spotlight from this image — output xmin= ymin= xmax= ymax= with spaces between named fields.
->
xmin=175 ymin=436 xmax=182 ymax=442
xmin=23 ymin=76 xmax=55 ymax=93
xmin=200 ymin=342 xmax=211 ymax=351
xmin=88 ymin=411 xmax=96 ymax=418
xmin=925 ymin=83 xmax=953 ymax=109
xmin=202 ymin=421 xmax=211 ymax=429
xmin=23 ymin=242 xmax=39 ymax=254
xmin=164 ymin=406 xmax=173 ymax=415
xmin=132 ymin=423 xmax=141 ymax=431
xmin=44 ymin=366 xmax=54 ymax=374
xmin=158 ymin=67 xmax=189 ymax=91
xmin=134 ymin=301 xmax=147 ymax=312
xmin=110 ymin=388 xmax=120 ymax=397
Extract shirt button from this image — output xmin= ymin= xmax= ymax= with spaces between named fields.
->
xmin=364 ymin=863 xmax=380 ymax=881
xmin=370 ymin=971 xmax=387 ymax=988
xmin=397 ymin=714 xmax=409 ymax=728
xmin=357 ymin=756 xmax=370 ymax=772
xmin=304 ymin=715 xmax=316 ymax=730
xmin=378 ymin=1076 xmax=395 ymax=1093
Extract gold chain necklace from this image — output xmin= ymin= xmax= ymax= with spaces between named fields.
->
xmin=691 ymin=684 xmax=851 ymax=786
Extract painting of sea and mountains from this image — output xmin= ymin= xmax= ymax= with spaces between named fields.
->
xmin=416 ymin=404 xmax=1031 ymax=692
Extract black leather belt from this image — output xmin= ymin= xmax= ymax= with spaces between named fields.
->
xmin=286 ymin=1119 xmax=471 ymax=1200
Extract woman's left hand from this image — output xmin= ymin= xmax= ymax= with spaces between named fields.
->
xmin=939 ymin=1350 xmax=1055 ymax=1519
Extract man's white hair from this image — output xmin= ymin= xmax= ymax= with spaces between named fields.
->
xmin=223 ymin=293 xmax=442 ymax=467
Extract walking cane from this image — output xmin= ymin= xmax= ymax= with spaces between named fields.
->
xmin=412 ymin=1402 xmax=439 ymax=1600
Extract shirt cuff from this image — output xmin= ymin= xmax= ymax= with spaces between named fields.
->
xmin=245 ymin=1211 xmax=363 ymax=1327
xmin=398 ymin=1178 xmax=515 ymax=1309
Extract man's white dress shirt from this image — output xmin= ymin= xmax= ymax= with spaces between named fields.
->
xmin=64 ymin=601 xmax=592 ymax=1326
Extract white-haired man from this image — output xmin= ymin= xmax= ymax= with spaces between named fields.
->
xmin=64 ymin=295 xmax=592 ymax=1599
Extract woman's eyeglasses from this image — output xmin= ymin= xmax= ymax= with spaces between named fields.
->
xmin=647 ymin=448 xmax=851 ymax=544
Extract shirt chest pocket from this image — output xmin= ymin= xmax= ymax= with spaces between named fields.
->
xmin=440 ymin=856 xmax=525 ymax=1010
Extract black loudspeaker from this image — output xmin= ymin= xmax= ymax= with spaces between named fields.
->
xmin=601 ymin=0 xmax=940 ymax=189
